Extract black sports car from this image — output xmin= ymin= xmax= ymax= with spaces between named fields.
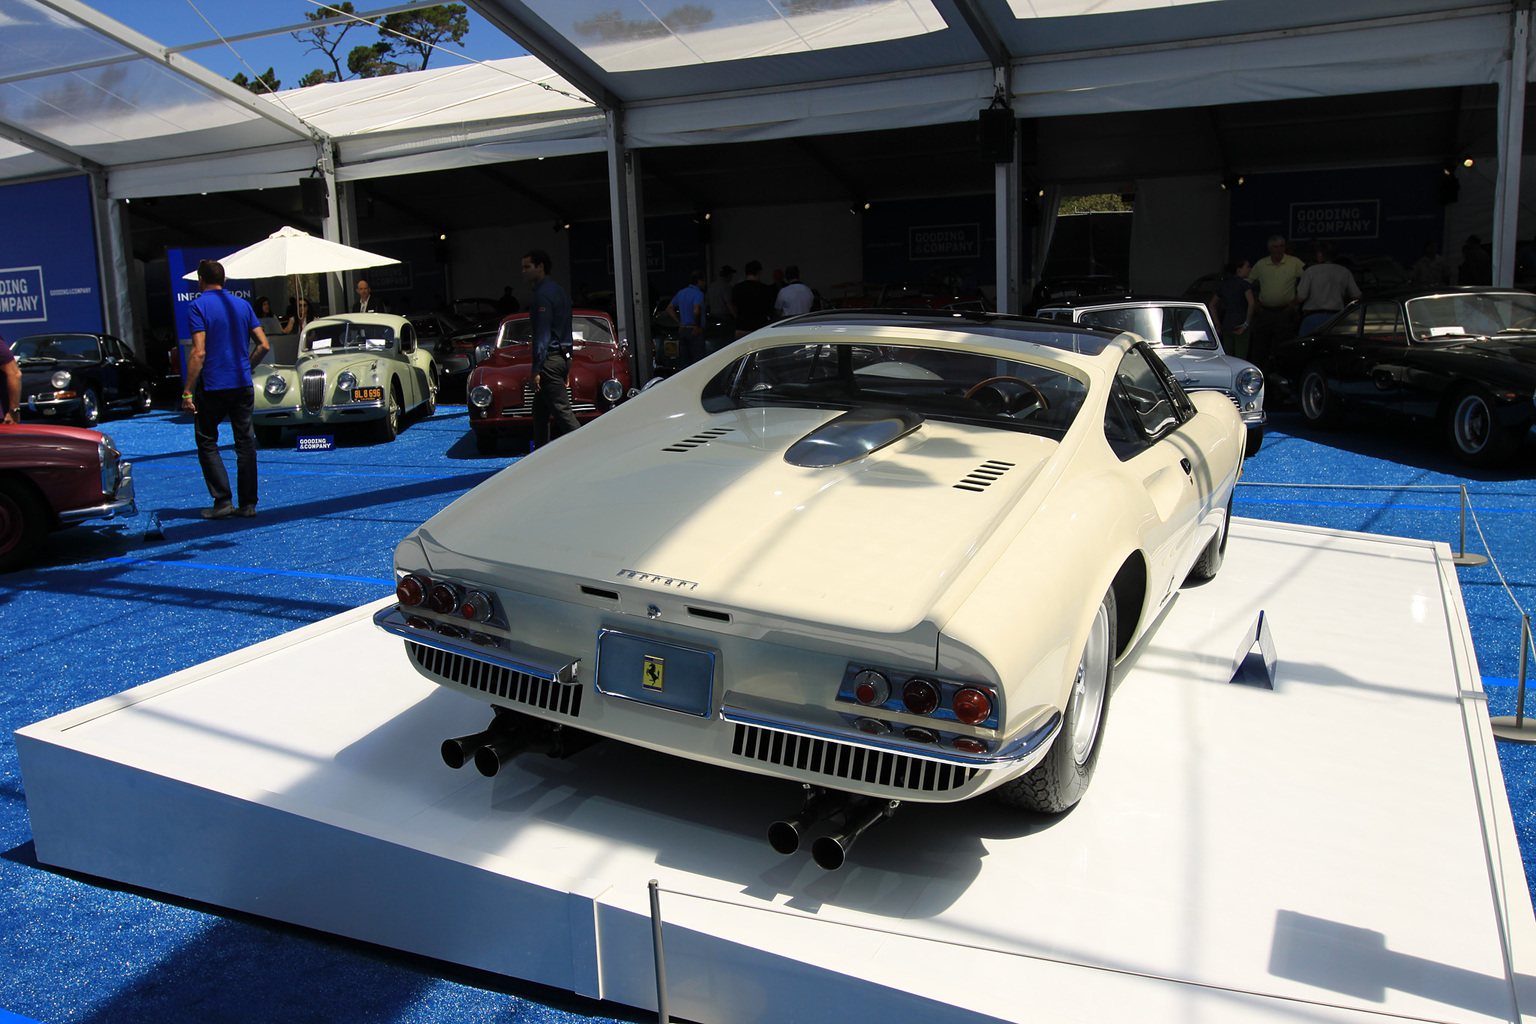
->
xmin=1269 ymin=287 xmax=1536 ymax=466
xmin=12 ymin=333 xmax=156 ymax=427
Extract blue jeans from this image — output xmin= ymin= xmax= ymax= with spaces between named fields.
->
xmin=194 ymin=385 xmax=257 ymax=508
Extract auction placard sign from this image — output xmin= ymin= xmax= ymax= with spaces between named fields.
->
xmin=909 ymin=223 xmax=980 ymax=261
xmin=0 ymin=175 xmax=101 ymax=334
xmin=1289 ymin=200 xmax=1380 ymax=241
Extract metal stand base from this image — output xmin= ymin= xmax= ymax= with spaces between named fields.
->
xmin=1454 ymin=552 xmax=1489 ymax=567
xmin=1491 ymin=716 xmax=1536 ymax=743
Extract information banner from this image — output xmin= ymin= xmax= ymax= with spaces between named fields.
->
xmin=0 ymin=176 xmax=101 ymax=336
xmin=167 ymin=247 xmax=255 ymax=341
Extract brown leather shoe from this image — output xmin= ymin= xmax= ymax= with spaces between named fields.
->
xmin=235 ymin=505 xmax=257 ymax=518
xmin=200 ymin=503 xmax=235 ymax=519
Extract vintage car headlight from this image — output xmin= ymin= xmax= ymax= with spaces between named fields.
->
xmin=265 ymin=374 xmax=288 ymax=398
xmin=337 ymin=371 xmax=359 ymax=392
xmin=469 ymin=385 xmax=493 ymax=409
xmin=601 ymin=378 xmax=624 ymax=403
xmin=51 ymin=370 xmax=71 ymax=389
xmin=1236 ymin=367 xmax=1264 ymax=396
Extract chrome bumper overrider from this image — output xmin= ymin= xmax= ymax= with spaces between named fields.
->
xmin=720 ymin=695 xmax=1061 ymax=771
xmin=374 ymin=605 xmax=580 ymax=684
xmin=58 ymin=463 xmax=137 ymax=524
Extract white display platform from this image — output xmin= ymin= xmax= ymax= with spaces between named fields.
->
xmin=17 ymin=519 xmax=1536 ymax=1024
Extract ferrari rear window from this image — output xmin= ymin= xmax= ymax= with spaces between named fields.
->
xmin=703 ymin=342 xmax=1088 ymax=437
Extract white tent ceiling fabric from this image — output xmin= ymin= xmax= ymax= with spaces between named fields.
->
xmin=0 ymin=0 xmax=1525 ymax=196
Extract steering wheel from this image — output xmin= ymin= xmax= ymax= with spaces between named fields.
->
xmin=965 ymin=376 xmax=1049 ymax=415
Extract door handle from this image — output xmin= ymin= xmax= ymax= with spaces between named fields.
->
xmin=1180 ymin=458 xmax=1192 ymax=475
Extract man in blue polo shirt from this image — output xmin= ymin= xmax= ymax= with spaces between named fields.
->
xmin=182 ymin=259 xmax=269 ymax=519
xmin=521 ymin=248 xmax=579 ymax=447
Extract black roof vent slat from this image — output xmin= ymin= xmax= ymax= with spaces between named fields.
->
xmin=954 ymin=460 xmax=1015 ymax=492
xmin=664 ymin=426 xmax=734 ymax=453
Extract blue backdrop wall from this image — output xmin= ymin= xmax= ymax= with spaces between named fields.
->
xmin=0 ymin=175 xmax=102 ymax=339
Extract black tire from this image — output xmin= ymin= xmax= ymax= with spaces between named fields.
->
xmin=255 ymin=426 xmax=282 ymax=448
xmin=1446 ymin=385 xmax=1516 ymax=467
xmin=1244 ymin=426 xmax=1264 ymax=458
xmin=76 ymin=388 xmax=100 ymax=428
xmin=136 ymin=385 xmax=153 ymax=415
xmin=0 ymin=476 xmax=47 ymax=573
xmin=374 ymin=381 xmax=401 ymax=443
xmin=1185 ymin=495 xmax=1232 ymax=584
xmin=422 ymin=365 xmax=438 ymax=418
xmin=995 ymin=587 xmax=1116 ymax=814
xmin=474 ymin=430 xmax=497 ymax=455
xmin=1298 ymin=362 xmax=1343 ymax=428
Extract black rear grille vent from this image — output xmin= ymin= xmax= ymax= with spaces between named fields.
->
xmin=663 ymin=426 xmax=733 ymax=453
xmin=732 ymin=723 xmax=977 ymax=793
xmin=407 ymin=640 xmax=582 ymax=717
xmin=954 ymin=460 xmax=1015 ymax=492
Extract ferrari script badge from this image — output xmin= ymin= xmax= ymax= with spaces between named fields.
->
xmin=643 ymin=655 xmax=665 ymax=692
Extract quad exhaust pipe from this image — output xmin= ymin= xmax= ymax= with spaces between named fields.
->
xmin=441 ymin=710 xmax=600 ymax=777
xmin=768 ymin=785 xmax=900 ymax=870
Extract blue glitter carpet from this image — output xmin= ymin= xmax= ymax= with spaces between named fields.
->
xmin=2 ymin=403 xmax=1534 ymax=1023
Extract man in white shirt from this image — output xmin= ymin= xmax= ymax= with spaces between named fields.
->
xmin=1296 ymin=242 xmax=1361 ymax=336
xmin=774 ymin=265 xmax=814 ymax=318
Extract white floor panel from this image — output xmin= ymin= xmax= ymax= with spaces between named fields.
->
xmin=17 ymin=519 xmax=1536 ymax=1024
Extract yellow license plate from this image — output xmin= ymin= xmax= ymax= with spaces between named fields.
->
xmin=352 ymin=387 xmax=382 ymax=401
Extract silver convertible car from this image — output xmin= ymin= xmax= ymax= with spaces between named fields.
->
xmin=1036 ymin=295 xmax=1267 ymax=456
xmin=376 ymin=309 xmax=1245 ymax=868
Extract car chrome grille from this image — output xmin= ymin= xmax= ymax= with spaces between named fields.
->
xmin=1185 ymin=385 xmax=1241 ymax=408
xmin=301 ymin=369 xmax=326 ymax=414
xmin=954 ymin=459 xmax=1015 ymax=492
xmin=406 ymin=640 xmax=582 ymax=717
xmin=731 ymin=723 xmax=977 ymax=792
xmin=502 ymin=381 xmax=592 ymax=417
xmin=663 ymin=426 xmax=734 ymax=453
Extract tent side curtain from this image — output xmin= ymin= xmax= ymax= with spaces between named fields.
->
xmin=107 ymin=141 xmax=319 ymax=199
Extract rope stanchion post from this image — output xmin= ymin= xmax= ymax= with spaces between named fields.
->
xmin=1492 ymin=616 xmax=1536 ymax=742
xmin=1454 ymin=484 xmax=1489 ymax=567
xmin=649 ymin=879 xmax=670 ymax=1024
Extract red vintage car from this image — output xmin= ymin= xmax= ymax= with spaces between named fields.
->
xmin=466 ymin=309 xmax=634 ymax=454
xmin=0 ymin=422 xmax=137 ymax=571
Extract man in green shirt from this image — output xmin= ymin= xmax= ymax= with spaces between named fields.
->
xmin=1247 ymin=235 xmax=1305 ymax=369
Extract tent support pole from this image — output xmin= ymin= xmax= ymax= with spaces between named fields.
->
xmin=320 ymin=144 xmax=346 ymax=317
xmin=1494 ymin=4 xmax=1528 ymax=288
xmin=994 ymin=67 xmax=1020 ymax=314
xmin=608 ymin=109 xmax=651 ymax=383
xmin=90 ymin=170 xmax=135 ymax=353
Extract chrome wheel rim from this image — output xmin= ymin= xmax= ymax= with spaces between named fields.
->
xmin=81 ymin=390 xmax=98 ymax=424
xmin=1300 ymin=373 xmax=1325 ymax=420
xmin=1453 ymin=394 xmax=1491 ymax=453
xmin=139 ymin=386 xmax=152 ymax=411
xmin=1069 ymin=602 xmax=1112 ymax=765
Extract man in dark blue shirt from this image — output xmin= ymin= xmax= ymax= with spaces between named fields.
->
xmin=183 ymin=259 xmax=269 ymax=519
xmin=521 ymin=249 xmax=580 ymax=446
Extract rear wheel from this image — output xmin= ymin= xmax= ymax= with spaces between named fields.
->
xmin=0 ymin=476 xmax=47 ymax=573
xmin=474 ymin=430 xmax=497 ymax=455
xmin=1244 ymin=426 xmax=1264 ymax=458
xmin=1298 ymin=362 xmax=1343 ymax=428
xmin=421 ymin=365 xmax=439 ymax=418
xmin=1185 ymin=496 xmax=1232 ymax=584
xmin=136 ymin=385 xmax=153 ymax=414
xmin=1446 ymin=386 xmax=1516 ymax=467
xmin=995 ymin=588 xmax=1115 ymax=814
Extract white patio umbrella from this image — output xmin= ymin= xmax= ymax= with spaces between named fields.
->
xmin=180 ymin=226 xmax=399 ymax=280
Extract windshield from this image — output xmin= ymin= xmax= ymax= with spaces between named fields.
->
xmin=702 ymin=342 xmax=1088 ymax=438
xmin=1077 ymin=306 xmax=1218 ymax=350
xmin=12 ymin=335 xmax=101 ymax=361
xmin=1406 ymin=292 xmax=1536 ymax=339
xmin=497 ymin=315 xmax=613 ymax=347
xmin=304 ymin=322 xmax=394 ymax=353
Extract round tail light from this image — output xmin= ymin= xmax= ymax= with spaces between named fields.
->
xmin=902 ymin=678 xmax=940 ymax=716
xmin=461 ymin=590 xmax=492 ymax=621
xmin=952 ymin=737 xmax=988 ymax=754
xmin=397 ymin=574 xmax=427 ymax=606
xmin=853 ymin=670 xmax=889 ymax=706
xmin=903 ymin=726 xmax=937 ymax=744
xmin=952 ymin=687 xmax=993 ymax=726
xmin=427 ymin=582 xmax=460 ymax=614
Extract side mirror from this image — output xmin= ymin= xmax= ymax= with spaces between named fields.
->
xmin=475 ymin=343 xmax=492 ymax=364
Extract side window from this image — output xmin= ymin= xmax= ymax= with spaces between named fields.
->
xmin=400 ymin=323 xmax=416 ymax=353
xmin=1110 ymin=346 xmax=1182 ymax=449
xmin=1325 ymin=306 xmax=1363 ymax=338
xmin=1361 ymin=302 xmax=1404 ymax=343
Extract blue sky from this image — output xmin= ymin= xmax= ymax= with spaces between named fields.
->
xmin=99 ymin=1 xmax=527 ymax=90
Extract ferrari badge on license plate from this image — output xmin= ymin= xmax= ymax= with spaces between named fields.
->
xmin=643 ymin=655 xmax=665 ymax=691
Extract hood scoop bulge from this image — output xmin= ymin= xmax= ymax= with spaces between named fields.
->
xmin=784 ymin=407 xmax=924 ymax=468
